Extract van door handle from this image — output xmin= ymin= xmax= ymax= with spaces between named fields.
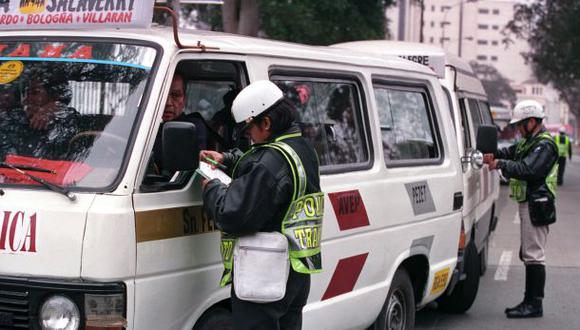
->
xmin=453 ymin=192 xmax=463 ymax=210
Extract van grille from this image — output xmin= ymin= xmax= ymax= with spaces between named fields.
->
xmin=0 ymin=287 xmax=30 ymax=329
xmin=0 ymin=276 xmax=126 ymax=330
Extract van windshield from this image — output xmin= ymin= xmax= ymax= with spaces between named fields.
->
xmin=0 ymin=40 xmax=156 ymax=190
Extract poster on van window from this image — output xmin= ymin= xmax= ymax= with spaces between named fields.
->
xmin=0 ymin=0 xmax=156 ymax=30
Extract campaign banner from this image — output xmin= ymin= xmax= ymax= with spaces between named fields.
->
xmin=0 ymin=0 xmax=156 ymax=30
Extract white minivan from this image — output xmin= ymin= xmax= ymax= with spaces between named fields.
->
xmin=334 ymin=41 xmax=500 ymax=312
xmin=0 ymin=14 xmax=496 ymax=330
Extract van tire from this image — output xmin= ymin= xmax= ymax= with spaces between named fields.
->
xmin=437 ymin=242 xmax=480 ymax=313
xmin=372 ymin=268 xmax=415 ymax=330
xmin=192 ymin=306 xmax=232 ymax=330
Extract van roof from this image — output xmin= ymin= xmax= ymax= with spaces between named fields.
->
xmin=333 ymin=40 xmax=476 ymax=77
xmin=0 ymin=26 xmax=436 ymax=77
xmin=334 ymin=40 xmax=487 ymax=97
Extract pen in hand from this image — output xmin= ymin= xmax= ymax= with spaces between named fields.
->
xmin=204 ymin=157 xmax=228 ymax=171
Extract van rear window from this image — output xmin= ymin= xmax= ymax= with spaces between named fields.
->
xmin=273 ymin=79 xmax=369 ymax=168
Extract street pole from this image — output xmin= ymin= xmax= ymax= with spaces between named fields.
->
xmin=419 ymin=0 xmax=425 ymax=43
xmin=458 ymin=0 xmax=464 ymax=57
xmin=398 ymin=0 xmax=407 ymax=41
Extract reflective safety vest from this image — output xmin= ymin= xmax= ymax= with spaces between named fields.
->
xmin=219 ymin=133 xmax=323 ymax=287
xmin=554 ymin=134 xmax=570 ymax=158
xmin=509 ymin=132 xmax=558 ymax=202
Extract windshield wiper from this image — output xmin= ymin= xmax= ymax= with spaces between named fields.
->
xmin=0 ymin=162 xmax=76 ymax=201
xmin=0 ymin=162 xmax=56 ymax=174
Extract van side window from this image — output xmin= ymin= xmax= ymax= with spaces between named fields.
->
xmin=477 ymin=101 xmax=494 ymax=126
xmin=467 ymin=98 xmax=483 ymax=131
xmin=459 ymin=98 xmax=472 ymax=150
xmin=374 ymin=85 xmax=439 ymax=162
xmin=272 ymin=78 xmax=369 ymax=168
xmin=141 ymin=60 xmax=245 ymax=192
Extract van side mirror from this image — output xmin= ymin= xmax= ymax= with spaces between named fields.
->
xmin=163 ymin=122 xmax=199 ymax=172
xmin=476 ymin=125 xmax=498 ymax=155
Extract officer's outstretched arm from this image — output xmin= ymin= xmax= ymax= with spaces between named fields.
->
xmin=498 ymin=141 xmax=558 ymax=181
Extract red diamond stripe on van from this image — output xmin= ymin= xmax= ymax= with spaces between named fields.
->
xmin=321 ymin=253 xmax=369 ymax=301
xmin=328 ymin=190 xmax=370 ymax=230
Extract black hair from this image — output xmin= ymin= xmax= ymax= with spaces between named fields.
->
xmin=253 ymin=97 xmax=297 ymax=135
xmin=25 ymin=66 xmax=72 ymax=104
xmin=46 ymin=81 xmax=72 ymax=105
xmin=327 ymin=86 xmax=351 ymax=121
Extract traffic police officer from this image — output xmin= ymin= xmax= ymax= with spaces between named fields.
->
xmin=484 ymin=100 xmax=558 ymax=318
xmin=200 ymin=80 xmax=323 ymax=329
xmin=554 ymin=127 xmax=572 ymax=185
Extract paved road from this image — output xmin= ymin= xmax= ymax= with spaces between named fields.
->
xmin=416 ymin=154 xmax=580 ymax=330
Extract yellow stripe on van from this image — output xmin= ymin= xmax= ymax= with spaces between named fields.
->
xmin=135 ymin=206 xmax=217 ymax=242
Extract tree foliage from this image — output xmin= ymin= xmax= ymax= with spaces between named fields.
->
xmin=470 ymin=61 xmax=516 ymax=107
xmin=260 ymin=0 xmax=393 ymax=45
xmin=506 ymin=0 xmax=580 ymax=124
xmin=163 ymin=1 xmax=394 ymax=44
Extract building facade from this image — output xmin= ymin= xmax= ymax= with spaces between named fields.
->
xmin=387 ymin=0 xmax=532 ymax=84
xmin=512 ymin=80 xmax=571 ymax=127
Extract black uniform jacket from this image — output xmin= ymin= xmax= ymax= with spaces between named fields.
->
xmin=496 ymin=128 xmax=559 ymax=201
xmin=203 ymin=124 xmax=320 ymax=236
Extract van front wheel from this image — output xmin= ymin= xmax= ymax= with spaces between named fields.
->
xmin=373 ymin=268 xmax=415 ymax=330
xmin=193 ymin=306 xmax=232 ymax=330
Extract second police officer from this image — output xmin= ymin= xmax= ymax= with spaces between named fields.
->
xmin=554 ymin=126 xmax=572 ymax=185
xmin=484 ymin=100 xmax=558 ymax=318
xmin=199 ymin=80 xmax=323 ymax=329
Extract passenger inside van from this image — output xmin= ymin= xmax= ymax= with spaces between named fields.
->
xmin=207 ymin=88 xmax=243 ymax=152
xmin=278 ymin=82 xmax=325 ymax=154
xmin=326 ymin=86 xmax=362 ymax=163
xmin=0 ymin=74 xmax=80 ymax=160
xmin=0 ymin=83 xmax=17 ymax=113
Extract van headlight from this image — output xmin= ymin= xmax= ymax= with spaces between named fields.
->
xmin=40 ymin=295 xmax=81 ymax=330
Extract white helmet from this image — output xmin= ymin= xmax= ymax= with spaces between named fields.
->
xmin=231 ymin=80 xmax=283 ymax=123
xmin=559 ymin=126 xmax=567 ymax=133
xmin=510 ymin=100 xmax=545 ymax=125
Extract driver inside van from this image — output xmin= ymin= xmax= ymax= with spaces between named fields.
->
xmin=151 ymin=72 xmax=208 ymax=175
xmin=0 ymin=75 xmax=80 ymax=161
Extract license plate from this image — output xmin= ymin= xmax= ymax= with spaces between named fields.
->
xmin=430 ymin=268 xmax=450 ymax=294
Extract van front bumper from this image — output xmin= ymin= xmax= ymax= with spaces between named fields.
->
xmin=445 ymin=250 xmax=465 ymax=295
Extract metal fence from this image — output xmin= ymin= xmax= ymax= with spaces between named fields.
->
xmin=69 ymin=81 xmax=130 ymax=116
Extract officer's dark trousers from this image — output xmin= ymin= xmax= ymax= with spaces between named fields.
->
xmin=557 ymin=157 xmax=566 ymax=185
xmin=231 ymin=270 xmax=310 ymax=330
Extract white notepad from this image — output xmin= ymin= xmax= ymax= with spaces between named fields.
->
xmin=196 ymin=161 xmax=232 ymax=185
